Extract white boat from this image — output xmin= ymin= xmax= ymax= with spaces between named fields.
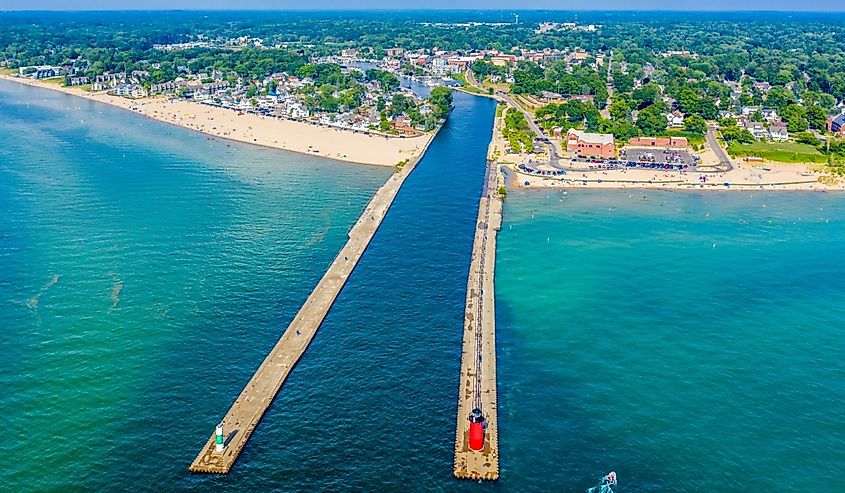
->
xmin=587 ymin=471 xmax=617 ymax=493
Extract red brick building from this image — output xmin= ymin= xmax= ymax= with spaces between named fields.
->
xmin=628 ymin=136 xmax=689 ymax=148
xmin=827 ymin=114 xmax=845 ymax=136
xmin=565 ymin=129 xmax=616 ymax=158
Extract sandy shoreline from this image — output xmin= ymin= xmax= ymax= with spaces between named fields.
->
xmin=506 ymin=160 xmax=845 ymax=192
xmin=0 ymin=74 xmax=434 ymax=167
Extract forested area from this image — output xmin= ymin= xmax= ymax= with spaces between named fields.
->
xmin=2 ymin=10 xmax=845 ymax=161
xmin=3 ymin=10 xmax=845 ymax=100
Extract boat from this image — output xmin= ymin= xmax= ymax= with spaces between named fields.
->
xmin=587 ymin=471 xmax=617 ymax=493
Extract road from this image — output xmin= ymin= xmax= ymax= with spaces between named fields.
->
xmin=464 ymin=69 xmax=563 ymax=167
xmin=705 ymin=125 xmax=734 ymax=172
xmin=499 ymin=93 xmax=563 ymax=167
xmin=465 ymin=68 xmax=481 ymax=89
xmin=602 ymin=50 xmax=613 ymax=119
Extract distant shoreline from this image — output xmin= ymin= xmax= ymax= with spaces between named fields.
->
xmin=0 ymin=74 xmax=436 ymax=167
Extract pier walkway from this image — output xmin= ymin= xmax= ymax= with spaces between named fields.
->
xmin=189 ymin=153 xmax=427 ymax=474
xmin=453 ymin=159 xmax=503 ymax=481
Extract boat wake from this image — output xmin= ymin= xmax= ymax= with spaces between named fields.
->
xmin=587 ymin=471 xmax=617 ymax=493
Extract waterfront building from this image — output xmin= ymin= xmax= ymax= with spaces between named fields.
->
xmin=565 ymin=129 xmax=615 ymax=158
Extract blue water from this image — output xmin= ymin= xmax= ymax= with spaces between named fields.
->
xmin=496 ymin=189 xmax=845 ymax=491
xmin=0 ymin=80 xmax=497 ymax=491
xmin=3 ymin=77 xmax=843 ymax=492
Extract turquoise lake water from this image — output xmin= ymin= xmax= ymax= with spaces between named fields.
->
xmin=496 ymin=189 xmax=845 ymax=491
xmin=2 ymin=77 xmax=843 ymax=492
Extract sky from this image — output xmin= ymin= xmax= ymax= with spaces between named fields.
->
xmin=2 ymin=1 xmax=844 ymax=12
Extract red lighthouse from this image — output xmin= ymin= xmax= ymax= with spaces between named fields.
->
xmin=468 ymin=407 xmax=486 ymax=451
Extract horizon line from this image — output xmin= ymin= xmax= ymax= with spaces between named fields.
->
xmin=3 ymin=8 xmax=845 ymax=13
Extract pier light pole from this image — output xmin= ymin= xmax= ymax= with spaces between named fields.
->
xmin=215 ymin=423 xmax=225 ymax=453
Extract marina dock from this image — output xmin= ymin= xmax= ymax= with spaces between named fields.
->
xmin=189 ymin=150 xmax=429 ymax=474
xmin=453 ymin=159 xmax=503 ymax=481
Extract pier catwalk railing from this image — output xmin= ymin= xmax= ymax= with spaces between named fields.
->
xmin=453 ymin=160 xmax=502 ymax=481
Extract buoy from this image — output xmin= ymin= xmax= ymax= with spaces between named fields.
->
xmin=468 ymin=408 xmax=485 ymax=451
xmin=215 ymin=423 xmax=225 ymax=453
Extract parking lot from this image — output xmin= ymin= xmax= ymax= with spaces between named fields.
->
xmin=621 ymin=147 xmax=698 ymax=166
xmin=568 ymin=147 xmax=701 ymax=171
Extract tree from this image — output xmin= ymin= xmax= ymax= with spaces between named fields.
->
xmin=765 ymin=86 xmax=795 ymax=112
xmin=782 ymin=104 xmax=808 ymax=133
xmin=698 ymin=98 xmax=719 ymax=120
xmin=684 ymin=114 xmax=707 ymax=135
xmin=806 ymin=105 xmax=828 ymax=130
xmin=365 ymin=68 xmax=400 ymax=92
xmin=379 ymin=111 xmax=391 ymax=132
xmin=609 ymin=98 xmax=631 ymax=122
xmin=721 ymin=125 xmax=754 ymax=144
xmin=677 ymin=87 xmax=699 ymax=114
xmin=428 ymin=86 xmax=453 ymax=120
xmin=632 ymin=82 xmax=662 ymax=108
xmin=613 ymin=70 xmax=634 ymax=93
xmin=636 ymin=104 xmax=667 ymax=135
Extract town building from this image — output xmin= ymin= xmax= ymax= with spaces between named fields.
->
xmin=761 ymin=108 xmax=779 ymax=122
xmin=565 ymin=129 xmax=615 ymax=158
xmin=628 ymin=136 xmax=689 ymax=148
xmin=18 ymin=65 xmax=63 ymax=79
xmin=827 ymin=114 xmax=845 ymax=136
xmin=744 ymin=121 xmax=770 ymax=140
xmin=68 ymin=76 xmax=89 ymax=86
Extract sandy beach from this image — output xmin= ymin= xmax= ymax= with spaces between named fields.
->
xmin=0 ymin=74 xmax=434 ymax=167
xmin=506 ymin=159 xmax=845 ymax=191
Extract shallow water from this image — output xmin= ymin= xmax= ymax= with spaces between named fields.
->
xmin=496 ymin=188 xmax=845 ymax=491
xmin=0 ymin=79 xmax=391 ymax=491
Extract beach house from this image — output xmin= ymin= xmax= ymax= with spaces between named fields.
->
xmin=769 ymin=122 xmax=789 ymax=141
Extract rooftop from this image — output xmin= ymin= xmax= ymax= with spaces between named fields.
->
xmin=567 ymin=128 xmax=614 ymax=145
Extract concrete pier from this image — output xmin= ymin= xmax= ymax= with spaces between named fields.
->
xmin=189 ymin=146 xmax=430 ymax=474
xmin=453 ymin=159 xmax=503 ymax=481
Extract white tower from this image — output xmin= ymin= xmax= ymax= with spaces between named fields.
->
xmin=215 ymin=423 xmax=225 ymax=452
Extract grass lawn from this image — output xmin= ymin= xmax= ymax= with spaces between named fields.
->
xmin=40 ymin=77 xmax=67 ymax=86
xmin=728 ymin=141 xmax=828 ymax=164
xmin=662 ymin=130 xmax=705 ymax=148
xmin=459 ymin=85 xmax=487 ymax=95
xmin=0 ymin=67 xmax=14 ymax=76
xmin=481 ymin=79 xmax=511 ymax=93
xmin=454 ymin=72 xmax=486 ymax=94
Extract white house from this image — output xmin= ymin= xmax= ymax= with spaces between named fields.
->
xmin=741 ymin=106 xmax=761 ymax=116
xmin=761 ymin=108 xmax=779 ymax=122
xmin=744 ymin=121 xmax=769 ymax=140
xmin=666 ymin=111 xmax=685 ymax=128
xmin=769 ymin=122 xmax=789 ymax=141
